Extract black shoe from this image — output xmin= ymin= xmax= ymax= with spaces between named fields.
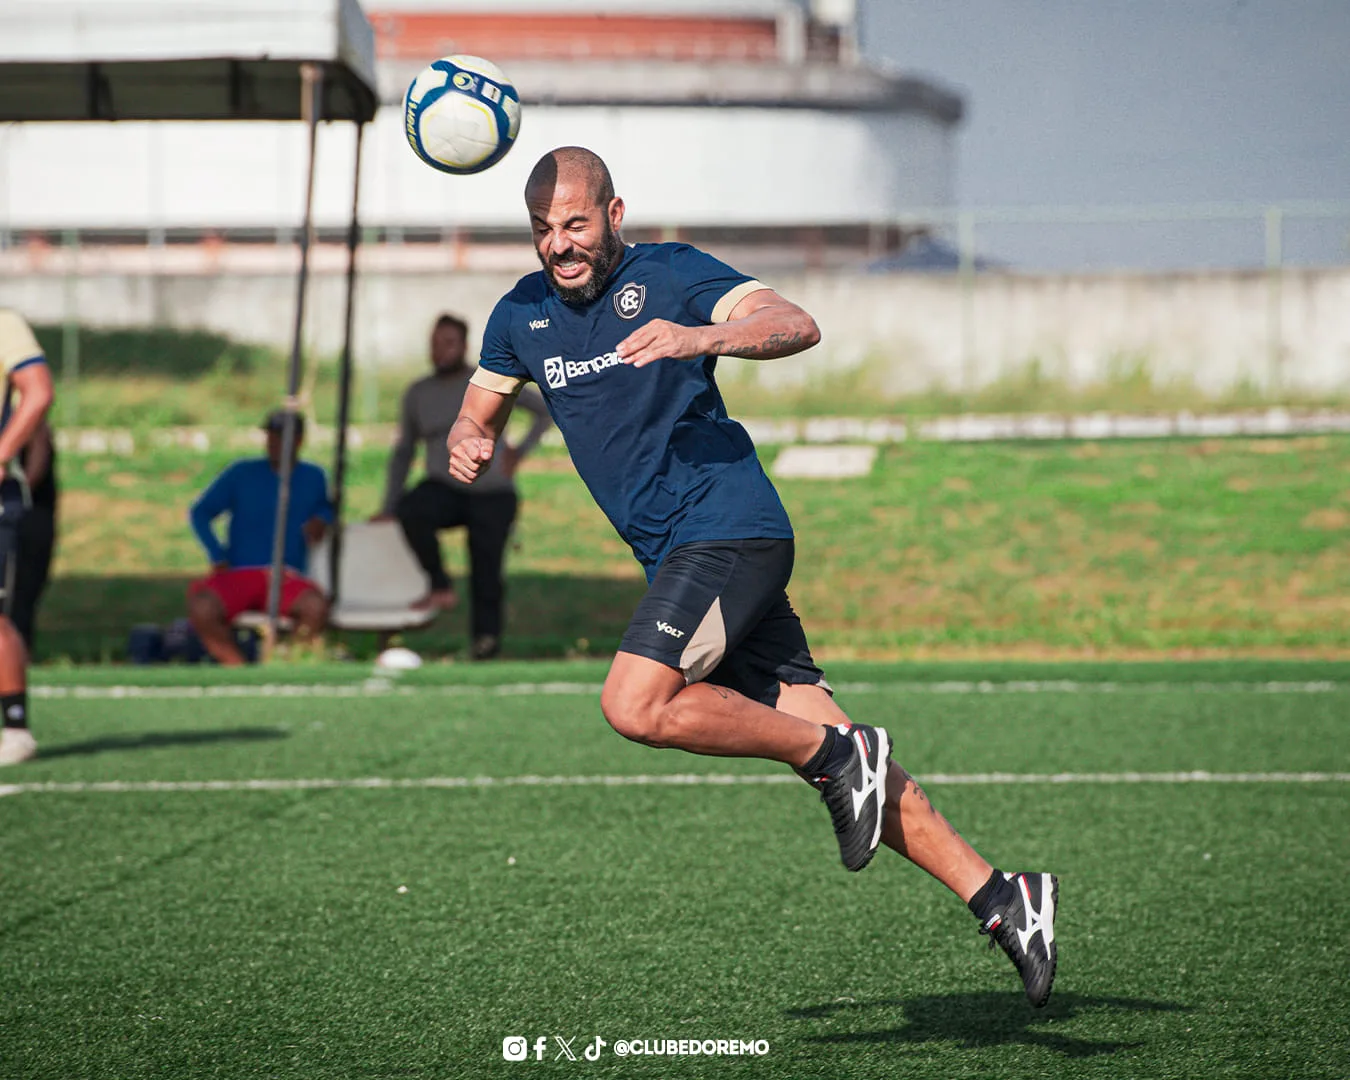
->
xmin=470 ymin=634 xmax=501 ymax=661
xmin=804 ymin=723 xmax=892 ymax=872
xmin=980 ymin=871 xmax=1059 ymax=1007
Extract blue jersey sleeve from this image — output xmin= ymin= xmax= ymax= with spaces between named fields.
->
xmin=477 ymin=297 xmax=531 ymax=384
xmin=666 ymin=244 xmax=760 ymax=325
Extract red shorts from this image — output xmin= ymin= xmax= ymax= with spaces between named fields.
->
xmin=188 ymin=568 xmax=320 ymax=621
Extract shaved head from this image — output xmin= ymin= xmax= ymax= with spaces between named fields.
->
xmin=525 ymin=146 xmax=626 ymax=306
xmin=524 ymin=146 xmax=615 ymax=208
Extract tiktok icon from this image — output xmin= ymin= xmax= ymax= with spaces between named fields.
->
xmin=584 ymin=1037 xmax=607 ymax=1061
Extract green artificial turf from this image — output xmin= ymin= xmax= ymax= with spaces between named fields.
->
xmin=2 ymin=662 xmax=1348 ymax=1078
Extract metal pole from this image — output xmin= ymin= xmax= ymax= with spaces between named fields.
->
xmin=264 ymin=62 xmax=324 ymax=655
xmin=1264 ymin=206 xmax=1284 ymax=394
xmin=359 ymin=226 xmax=379 ymax=424
xmin=330 ymin=122 xmax=365 ymax=609
xmin=62 ymin=229 xmax=80 ymax=425
xmin=957 ymin=211 xmax=976 ymax=398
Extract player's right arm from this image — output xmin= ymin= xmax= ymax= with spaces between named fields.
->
xmin=447 ymin=383 xmax=518 ymax=484
xmin=451 ymin=295 xmax=532 ymax=484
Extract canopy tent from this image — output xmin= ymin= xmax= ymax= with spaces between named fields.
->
xmin=0 ymin=0 xmax=377 ymax=122
xmin=0 ymin=0 xmax=378 ymax=648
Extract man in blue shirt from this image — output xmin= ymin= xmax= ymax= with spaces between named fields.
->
xmin=447 ymin=148 xmax=1059 ymax=1007
xmin=187 ymin=410 xmax=333 ymax=665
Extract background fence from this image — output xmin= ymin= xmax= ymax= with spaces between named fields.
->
xmin=2 ymin=201 xmax=1348 ymax=426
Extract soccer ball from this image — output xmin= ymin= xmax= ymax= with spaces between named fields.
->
xmin=403 ymin=55 xmax=521 ymax=175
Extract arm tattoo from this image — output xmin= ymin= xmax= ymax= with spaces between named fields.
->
xmin=714 ymin=331 xmax=805 ymax=359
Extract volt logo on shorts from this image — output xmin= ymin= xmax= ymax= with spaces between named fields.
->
xmin=656 ymin=621 xmax=686 ymax=638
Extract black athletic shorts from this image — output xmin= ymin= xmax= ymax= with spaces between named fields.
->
xmin=618 ymin=538 xmax=830 ymax=707
xmin=0 ymin=476 xmax=27 ymax=614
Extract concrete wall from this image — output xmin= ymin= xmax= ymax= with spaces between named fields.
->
xmin=2 ymin=267 xmax=1347 ymax=396
xmin=0 ymin=105 xmax=953 ymax=230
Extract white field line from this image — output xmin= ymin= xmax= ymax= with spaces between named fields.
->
xmin=3 ymin=771 xmax=1348 ymax=799
xmin=27 ymin=679 xmax=1347 ymax=701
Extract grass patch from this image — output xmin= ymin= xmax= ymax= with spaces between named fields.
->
xmin=33 ymin=325 xmax=1350 ymax=429
xmin=33 ymin=435 xmax=1350 ymax=663
xmin=716 ymin=352 xmax=1350 ymax=418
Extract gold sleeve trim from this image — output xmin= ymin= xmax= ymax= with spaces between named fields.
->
xmin=470 ymin=366 xmax=526 ymax=396
xmin=710 ymin=280 xmax=770 ymax=324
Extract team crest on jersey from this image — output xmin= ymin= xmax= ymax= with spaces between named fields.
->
xmin=543 ymin=355 xmax=567 ymax=389
xmin=613 ymin=282 xmax=646 ymax=320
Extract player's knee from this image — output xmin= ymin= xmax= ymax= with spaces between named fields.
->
xmin=292 ymin=590 xmax=330 ymax=629
xmin=187 ymin=590 xmax=224 ymax=626
xmin=600 ymin=683 xmax=677 ymax=748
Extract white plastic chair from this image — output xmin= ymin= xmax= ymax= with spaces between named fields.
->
xmin=308 ymin=520 xmax=437 ymax=639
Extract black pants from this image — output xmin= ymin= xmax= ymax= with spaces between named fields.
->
xmin=395 ymin=480 xmax=517 ymax=638
xmin=12 ymin=503 xmax=56 ymax=651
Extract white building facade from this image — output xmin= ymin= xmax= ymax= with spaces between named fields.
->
xmin=0 ymin=0 xmax=962 ymax=249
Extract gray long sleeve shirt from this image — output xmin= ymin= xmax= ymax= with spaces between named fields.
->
xmin=381 ymin=366 xmax=552 ymax=513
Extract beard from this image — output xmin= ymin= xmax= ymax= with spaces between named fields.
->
xmin=540 ymin=225 xmax=625 ymax=306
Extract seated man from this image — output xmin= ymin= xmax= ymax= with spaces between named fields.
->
xmin=375 ymin=313 xmax=550 ymax=660
xmin=187 ymin=410 xmax=332 ymax=665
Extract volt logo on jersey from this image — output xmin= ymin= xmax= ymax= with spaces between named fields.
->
xmin=613 ymin=282 xmax=646 ymax=320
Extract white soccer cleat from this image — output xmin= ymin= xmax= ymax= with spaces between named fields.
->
xmin=0 ymin=727 xmax=38 ymax=766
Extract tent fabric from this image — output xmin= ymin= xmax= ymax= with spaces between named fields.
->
xmin=0 ymin=0 xmax=377 ymax=122
xmin=0 ymin=0 xmax=375 ymax=631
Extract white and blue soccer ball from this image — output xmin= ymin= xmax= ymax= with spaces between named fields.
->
xmin=403 ymin=55 xmax=521 ymax=175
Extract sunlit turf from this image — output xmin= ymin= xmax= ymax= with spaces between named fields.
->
xmin=3 ymin=661 xmax=1348 ymax=1078
xmin=39 ymin=434 xmax=1350 ymax=662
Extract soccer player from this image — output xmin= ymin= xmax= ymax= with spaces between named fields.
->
xmin=0 ymin=309 xmax=55 ymax=766
xmin=447 ymin=147 xmax=1059 ymax=1006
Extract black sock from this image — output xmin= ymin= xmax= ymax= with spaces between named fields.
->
xmin=2 ymin=691 xmax=29 ymax=730
xmin=968 ymin=868 xmax=1014 ymax=922
xmin=797 ymin=724 xmax=853 ymax=780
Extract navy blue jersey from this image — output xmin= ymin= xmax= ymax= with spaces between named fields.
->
xmin=473 ymin=242 xmax=793 ymax=576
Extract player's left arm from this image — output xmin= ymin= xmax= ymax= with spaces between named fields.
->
xmin=616 ymin=289 xmax=820 ymax=369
